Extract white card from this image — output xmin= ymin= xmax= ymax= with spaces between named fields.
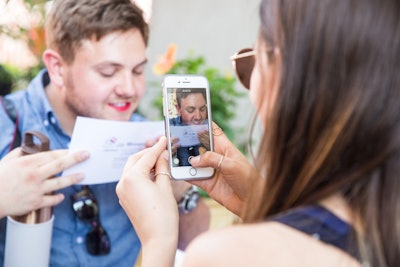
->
xmin=169 ymin=124 xmax=208 ymax=147
xmin=63 ymin=116 xmax=164 ymax=184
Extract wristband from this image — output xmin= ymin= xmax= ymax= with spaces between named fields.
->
xmin=177 ymin=186 xmax=200 ymax=214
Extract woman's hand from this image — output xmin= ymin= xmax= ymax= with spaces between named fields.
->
xmin=189 ymin=122 xmax=260 ymax=216
xmin=0 ymin=148 xmax=89 ymax=218
xmin=116 ymin=136 xmax=178 ymax=267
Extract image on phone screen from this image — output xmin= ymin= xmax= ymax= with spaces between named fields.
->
xmin=167 ymin=88 xmax=211 ymax=167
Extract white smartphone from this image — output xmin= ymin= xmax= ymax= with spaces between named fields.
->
xmin=162 ymin=74 xmax=215 ymax=180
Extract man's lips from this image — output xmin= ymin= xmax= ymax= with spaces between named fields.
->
xmin=108 ymin=102 xmax=132 ymax=112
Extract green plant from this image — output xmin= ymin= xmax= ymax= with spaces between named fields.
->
xmin=0 ymin=63 xmax=43 ymax=94
xmin=0 ymin=0 xmax=46 ymax=93
xmin=0 ymin=65 xmax=13 ymax=96
xmin=0 ymin=65 xmax=13 ymax=84
xmin=151 ymin=53 xmax=245 ymax=144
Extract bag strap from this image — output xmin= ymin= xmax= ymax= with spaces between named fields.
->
xmin=0 ymin=96 xmax=22 ymax=151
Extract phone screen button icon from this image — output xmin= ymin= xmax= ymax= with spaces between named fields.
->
xmin=189 ymin=167 xmax=197 ymax=176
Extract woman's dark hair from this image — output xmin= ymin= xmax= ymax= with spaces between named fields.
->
xmin=245 ymin=0 xmax=400 ymax=266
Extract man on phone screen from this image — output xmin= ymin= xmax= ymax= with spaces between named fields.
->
xmin=170 ymin=89 xmax=210 ymax=166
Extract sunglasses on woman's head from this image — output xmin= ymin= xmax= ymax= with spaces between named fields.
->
xmin=71 ymin=186 xmax=111 ymax=255
xmin=230 ymin=48 xmax=256 ymax=90
xmin=231 ymin=47 xmax=275 ymax=90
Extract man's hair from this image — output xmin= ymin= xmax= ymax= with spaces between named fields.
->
xmin=176 ymin=89 xmax=206 ymax=108
xmin=45 ymin=0 xmax=149 ymax=64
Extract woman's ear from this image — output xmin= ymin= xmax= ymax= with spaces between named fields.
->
xmin=42 ymin=49 xmax=65 ymax=87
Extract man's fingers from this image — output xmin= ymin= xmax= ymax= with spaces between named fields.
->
xmin=1 ymin=147 xmax=23 ymax=161
xmin=40 ymin=194 xmax=66 ymax=208
xmin=38 ymin=150 xmax=90 ymax=180
xmin=42 ymin=174 xmax=85 ymax=193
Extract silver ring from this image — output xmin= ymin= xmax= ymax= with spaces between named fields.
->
xmin=217 ymin=155 xmax=225 ymax=170
xmin=154 ymin=172 xmax=171 ymax=179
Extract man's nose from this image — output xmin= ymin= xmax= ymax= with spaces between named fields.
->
xmin=193 ymin=109 xmax=202 ymax=120
xmin=115 ymin=73 xmax=137 ymax=97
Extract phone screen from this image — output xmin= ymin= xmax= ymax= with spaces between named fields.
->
xmin=163 ymin=75 xmax=215 ymax=180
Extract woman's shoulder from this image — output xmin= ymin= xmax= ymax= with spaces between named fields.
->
xmin=183 ymin=219 xmax=361 ymax=267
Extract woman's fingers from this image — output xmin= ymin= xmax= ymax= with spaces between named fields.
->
xmin=137 ymin=136 xmax=167 ymax=171
xmin=154 ymin=150 xmax=172 ymax=187
xmin=189 ymin=151 xmax=224 ymax=170
xmin=123 ymin=136 xmax=168 ymax=179
xmin=123 ymin=145 xmax=152 ymax=172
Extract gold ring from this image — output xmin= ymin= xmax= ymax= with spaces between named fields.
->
xmin=217 ymin=155 xmax=225 ymax=170
xmin=212 ymin=127 xmax=223 ymax=136
xmin=154 ymin=172 xmax=171 ymax=179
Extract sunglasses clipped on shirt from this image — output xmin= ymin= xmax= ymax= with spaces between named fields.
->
xmin=231 ymin=47 xmax=274 ymax=90
xmin=71 ymin=185 xmax=111 ymax=255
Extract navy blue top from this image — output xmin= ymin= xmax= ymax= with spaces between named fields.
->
xmin=270 ymin=205 xmax=360 ymax=261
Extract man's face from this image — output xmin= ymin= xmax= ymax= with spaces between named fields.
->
xmin=61 ymin=28 xmax=147 ymax=121
xmin=177 ymin=93 xmax=207 ymax=125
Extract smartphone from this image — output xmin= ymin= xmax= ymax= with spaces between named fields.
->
xmin=162 ymin=74 xmax=215 ymax=180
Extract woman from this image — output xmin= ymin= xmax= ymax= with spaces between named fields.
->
xmin=116 ymin=0 xmax=400 ymax=266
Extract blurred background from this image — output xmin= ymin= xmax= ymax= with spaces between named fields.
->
xmin=0 ymin=0 xmax=261 ymax=152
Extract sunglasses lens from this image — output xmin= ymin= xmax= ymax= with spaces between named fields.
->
xmin=72 ymin=198 xmax=98 ymax=220
xmin=86 ymin=225 xmax=111 ymax=255
xmin=234 ymin=48 xmax=255 ymax=90
xmin=72 ymin=186 xmax=111 ymax=256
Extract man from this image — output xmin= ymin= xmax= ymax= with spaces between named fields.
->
xmin=173 ymin=90 xmax=208 ymax=126
xmin=0 ymin=0 xmax=209 ymax=266
xmin=170 ymin=90 xmax=210 ymax=166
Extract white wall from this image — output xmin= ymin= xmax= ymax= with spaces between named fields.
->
xmin=141 ymin=0 xmax=261 ymax=144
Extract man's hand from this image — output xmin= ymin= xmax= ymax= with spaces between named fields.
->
xmin=0 ymin=148 xmax=90 ymax=218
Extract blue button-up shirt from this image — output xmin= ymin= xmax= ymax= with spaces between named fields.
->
xmin=0 ymin=70 xmax=144 ymax=266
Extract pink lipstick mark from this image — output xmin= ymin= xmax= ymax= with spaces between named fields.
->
xmin=109 ymin=102 xmax=131 ymax=112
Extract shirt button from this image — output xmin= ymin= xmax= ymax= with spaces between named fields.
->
xmin=311 ymin=233 xmax=320 ymax=240
xmin=76 ymin=236 xmax=84 ymax=244
xmin=50 ymin=116 xmax=57 ymax=124
xmin=43 ymin=120 xmax=49 ymax=126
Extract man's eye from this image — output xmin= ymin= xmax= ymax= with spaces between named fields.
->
xmin=132 ymin=69 xmax=144 ymax=75
xmin=99 ymin=68 xmax=117 ymax=77
xmin=186 ymin=107 xmax=195 ymax=113
xmin=132 ymin=64 xmax=146 ymax=75
xmin=200 ymin=106 xmax=207 ymax=112
xmin=100 ymin=72 xmax=115 ymax=77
